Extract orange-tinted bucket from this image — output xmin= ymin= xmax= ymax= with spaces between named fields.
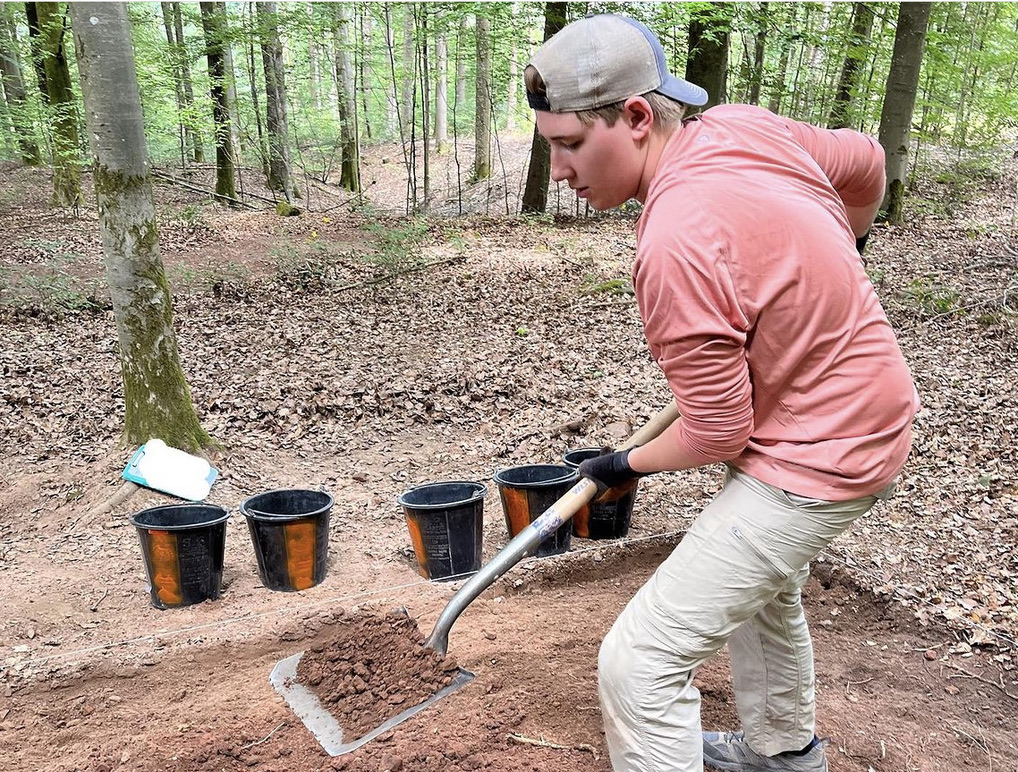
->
xmin=398 ymin=481 xmax=486 ymax=581
xmin=493 ymin=464 xmax=577 ymax=558
xmin=563 ymin=447 xmax=637 ymax=539
xmin=130 ymin=503 xmax=230 ymax=610
xmin=241 ymin=489 xmax=332 ymax=592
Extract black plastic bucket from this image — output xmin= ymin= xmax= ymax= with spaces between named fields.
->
xmin=493 ymin=464 xmax=577 ymax=558
xmin=398 ymin=481 xmax=486 ymax=581
xmin=129 ymin=504 xmax=230 ymax=610
xmin=563 ymin=447 xmax=636 ymax=540
xmin=240 ymin=489 xmax=333 ymax=592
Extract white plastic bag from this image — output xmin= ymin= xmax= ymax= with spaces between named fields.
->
xmin=122 ymin=439 xmax=218 ymax=501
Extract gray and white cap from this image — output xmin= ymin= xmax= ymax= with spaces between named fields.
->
xmin=528 ymin=14 xmax=708 ymax=112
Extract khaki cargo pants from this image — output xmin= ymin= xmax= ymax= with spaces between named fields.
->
xmin=599 ymin=465 xmax=892 ymax=771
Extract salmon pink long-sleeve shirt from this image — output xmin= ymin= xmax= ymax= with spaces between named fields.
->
xmin=634 ymin=104 xmax=919 ymax=500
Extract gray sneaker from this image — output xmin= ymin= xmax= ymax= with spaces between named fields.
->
xmin=702 ymin=731 xmax=828 ymax=772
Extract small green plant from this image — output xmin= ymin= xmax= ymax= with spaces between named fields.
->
xmin=579 ymin=275 xmax=634 ymax=296
xmin=904 ymin=276 xmax=960 ymax=316
xmin=271 ymin=242 xmax=343 ymax=291
xmin=360 ymin=217 xmax=429 ymax=274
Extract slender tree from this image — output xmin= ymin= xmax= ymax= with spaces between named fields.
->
xmin=0 ymin=7 xmax=41 ymax=165
xmin=686 ymin=3 xmax=733 ymax=110
xmin=434 ymin=32 xmax=448 ymax=152
xmin=521 ymin=1 xmax=567 ymax=215
xmin=172 ymin=2 xmax=204 ymax=164
xmin=69 ymin=1 xmax=212 ymax=452
xmin=829 ymin=2 xmax=875 ymax=130
xmin=200 ymin=1 xmax=238 ymax=203
xmin=472 ymin=14 xmax=491 ymax=182
xmin=332 ymin=2 xmax=360 ymax=192
xmin=34 ymin=2 xmax=80 ymax=207
xmin=256 ymin=1 xmax=294 ymax=203
xmin=160 ymin=1 xmax=191 ymax=169
xmin=878 ymin=2 xmax=932 ymax=224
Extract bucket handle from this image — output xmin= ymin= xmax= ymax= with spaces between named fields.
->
xmin=424 ymin=401 xmax=680 ymax=655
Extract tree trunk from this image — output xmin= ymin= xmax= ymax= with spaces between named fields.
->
xmin=506 ymin=44 xmax=518 ymax=132
xmin=24 ymin=3 xmax=48 ymax=104
xmin=400 ymin=6 xmax=413 ymax=133
xmin=199 ymin=1 xmax=238 ymax=203
xmin=384 ymin=5 xmax=397 ymax=137
xmin=685 ymin=3 xmax=732 ymax=110
xmin=767 ymin=5 xmax=796 ymax=114
xmin=69 ymin=1 xmax=212 ymax=452
xmin=455 ymin=14 xmax=468 ymax=117
xmin=246 ymin=3 xmax=269 ymax=180
xmin=257 ymin=1 xmax=294 ymax=202
xmin=472 ymin=14 xmax=491 ymax=182
xmin=434 ymin=33 xmax=448 ymax=152
xmin=332 ymin=3 xmax=360 ymax=193
xmin=306 ymin=3 xmax=320 ymax=110
xmin=359 ymin=9 xmax=372 ymax=142
xmin=0 ymin=7 xmax=41 ymax=165
xmin=877 ymin=2 xmax=932 ymax=224
xmin=160 ymin=1 xmax=190 ymax=169
xmin=748 ymin=2 xmax=768 ymax=106
xmin=35 ymin=2 xmax=80 ymax=208
xmin=172 ymin=2 xmax=204 ymax=163
xmin=521 ymin=1 xmax=566 ymax=215
xmin=829 ymin=2 xmax=875 ymax=130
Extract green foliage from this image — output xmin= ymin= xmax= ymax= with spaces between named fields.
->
xmin=0 ymin=248 xmax=106 ymax=314
xmin=579 ymin=276 xmax=634 ymax=296
xmin=168 ymin=260 xmax=252 ymax=299
xmin=270 ymin=239 xmax=347 ymax=291
xmin=359 ymin=216 xmax=430 ymax=273
xmin=904 ymin=276 xmax=960 ymax=316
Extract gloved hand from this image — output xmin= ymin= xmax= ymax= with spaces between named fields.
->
xmin=577 ymin=447 xmax=646 ymax=499
xmin=855 ymin=231 xmax=870 ymax=255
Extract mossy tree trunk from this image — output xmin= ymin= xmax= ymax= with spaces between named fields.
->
xmin=686 ymin=3 xmax=733 ymax=110
xmin=0 ymin=6 xmax=41 ymax=165
xmin=35 ymin=2 xmax=81 ymax=208
xmin=332 ymin=2 xmax=360 ymax=193
xmin=69 ymin=1 xmax=212 ymax=453
xmin=472 ymin=14 xmax=491 ymax=182
xmin=877 ymin=2 xmax=932 ymax=224
xmin=199 ymin=1 xmax=238 ymax=204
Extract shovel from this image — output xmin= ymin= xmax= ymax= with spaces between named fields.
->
xmin=270 ymin=401 xmax=680 ymax=756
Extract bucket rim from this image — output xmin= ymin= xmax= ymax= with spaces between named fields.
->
xmin=240 ymin=488 xmax=334 ymax=521
xmin=397 ymin=480 xmax=487 ymax=509
xmin=129 ymin=503 xmax=230 ymax=531
xmin=562 ymin=446 xmax=606 ymax=467
xmin=493 ymin=463 xmax=578 ymax=488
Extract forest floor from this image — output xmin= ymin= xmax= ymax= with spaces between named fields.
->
xmin=1 ymin=137 xmax=1017 ymax=772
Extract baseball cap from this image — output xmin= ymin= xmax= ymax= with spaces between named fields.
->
xmin=527 ymin=14 xmax=708 ymax=112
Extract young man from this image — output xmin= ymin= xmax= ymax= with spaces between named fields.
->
xmin=526 ymin=14 xmax=919 ymax=772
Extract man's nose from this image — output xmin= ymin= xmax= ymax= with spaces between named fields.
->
xmin=549 ymin=148 xmax=571 ymax=183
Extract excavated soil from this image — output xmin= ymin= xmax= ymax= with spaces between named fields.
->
xmin=295 ymin=610 xmax=457 ymax=740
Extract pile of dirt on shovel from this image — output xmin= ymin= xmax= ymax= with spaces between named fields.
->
xmin=295 ymin=609 xmax=460 ymax=739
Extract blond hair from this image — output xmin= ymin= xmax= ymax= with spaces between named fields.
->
xmin=524 ymin=65 xmax=686 ymax=132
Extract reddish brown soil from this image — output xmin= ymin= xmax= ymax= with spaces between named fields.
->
xmin=296 ymin=610 xmax=456 ymax=740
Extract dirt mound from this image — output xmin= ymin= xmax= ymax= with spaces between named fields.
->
xmin=296 ymin=610 xmax=456 ymax=739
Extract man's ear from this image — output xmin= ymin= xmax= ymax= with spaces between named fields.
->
xmin=622 ymin=96 xmax=654 ymax=140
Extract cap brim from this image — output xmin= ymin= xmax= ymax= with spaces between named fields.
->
xmin=657 ymin=74 xmax=708 ymax=107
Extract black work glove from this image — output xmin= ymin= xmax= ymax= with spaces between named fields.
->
xmin=577 ymin=447 xmax=647 ymax=499
xmin=855 ymin=231 xmax=870 ymax=255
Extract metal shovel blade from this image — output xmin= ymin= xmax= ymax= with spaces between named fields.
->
xmin=269 ymin=651 xmax=475 ymax=756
